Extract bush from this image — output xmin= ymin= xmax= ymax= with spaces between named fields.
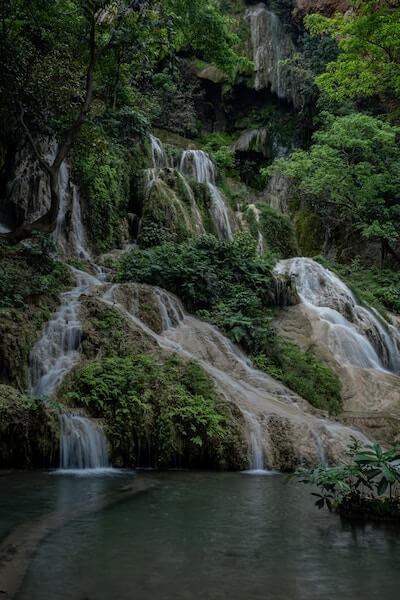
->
xmin=246 ymin=203 xmax=299 ymax=258
xmin=65 ymin=354 xmax=245 ymax=469
xmin=73 ymin=124 xmax=130 ymax=252
xmin=254 ymin=340 xmax=342 ymax=415
xmin=295 ymin=441 xmax=400 ymax=521
xmin=0 ymin=235 xmax=70 ymax=308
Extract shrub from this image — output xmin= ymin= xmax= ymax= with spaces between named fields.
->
xmin=0 ymin=235 xmax=70 ymax=308
xmin=295 ymin=441 xmax=400 ymax=520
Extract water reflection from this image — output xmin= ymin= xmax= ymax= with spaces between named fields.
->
xmin=0 ymin=472 xmax=398 ymax=600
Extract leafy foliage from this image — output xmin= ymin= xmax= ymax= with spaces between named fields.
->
xmin=73 ymin=124 xmax=130 ymax=252
xmin=66 ymin=354 xmax=245 ymax=468
xmin=306 ymin=2 xmax=400 ymax=101
xmin=0 ymin=235 xmax=70 ymax=308
xmin=295 ymin=440 xmax=400 ymax=519
xmin=266 ymin=113 xmax=400 ymax=256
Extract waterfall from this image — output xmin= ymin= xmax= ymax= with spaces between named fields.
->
xmin=102 ymin=283 xmax=370 ymax=471
xmin=180 ymin=150 xmax=233 ymax=240
xmin=60 ymin=414 xmax=109 ymax=470
xmin=27 ymin=155 xmax=111 ymax=470
xmin=150 ymin=134 xmax=169 ymax=169
xmin=276 ymin=258 xmax=400 ymax=373
xmin=30 ymin=268 xmax=102 ymax=398
xmin=246 ymin=3 xmax=301 ymax=107
xmin=242 ymin=410 xmax=266 ymax=472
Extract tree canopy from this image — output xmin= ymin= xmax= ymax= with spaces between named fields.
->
xmin=305 ymin=1 xmax=400 ymax=100
xmin=267 ymin=113 xmax=400 ymax=261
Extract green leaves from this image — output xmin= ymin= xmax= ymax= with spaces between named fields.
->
xmin=66 ymin=353 xmax=242 ymax=468
xmin=305 ymin=4 xmax=400 ymax=100
xmin=268 ymin=113 xmax=400 ymax=251
xmin=295 ymin=440 xmax=400 ymax=514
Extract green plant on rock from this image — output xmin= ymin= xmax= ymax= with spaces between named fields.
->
xmin=65 ymin=354 xmax=245 ymax=469
xmin=0 ymin=385 xmax=59 ymax=468
xmin=295 ymin=440 xmax=400 ymax=519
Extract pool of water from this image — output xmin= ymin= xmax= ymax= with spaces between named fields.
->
xmin=1 ymin=470 xmax=399 ymax=599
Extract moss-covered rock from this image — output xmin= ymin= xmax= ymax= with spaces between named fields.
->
xmin=62 ymin=354 xmax=247 ymax=470
xmin=295 ymin=208 xmax=325 ymax=256
xmin=0 ymin=385 xmax=59 ymax=469
xmin=0 ymin=237 xmax=72 ymax=389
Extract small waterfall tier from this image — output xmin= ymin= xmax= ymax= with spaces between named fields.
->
xmin=276 ymin=258 xmax=400 ymax=373
xmin=30 ymin=268 xmax=102 ymax=398
xmin=179 ymin=149 xmax=233 ymax=240
xmin=246 ymin=3 xmax=301 ymax=108
xmin=60 ymin=414 xmax=109 ymax=470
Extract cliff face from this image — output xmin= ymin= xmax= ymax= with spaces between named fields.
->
xmin=292 ymin=0 xmax=350 ymax=18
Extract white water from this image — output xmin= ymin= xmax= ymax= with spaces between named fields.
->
xmin=246 ymin=3 xmax=300 ymax=107
xmin=60 ymin=414 xmax=109 ymax=470
xmin=30 ymin=268 xmax=102 ymax=398
xmin=150 ymin=134 xmax=169 ymax=169
xmin=248 ymin=204 xmax=265 ymax=255
xmin=276 ymin=258 xmax=400 ymax=373
xmin=179 ymin=149 xmax=233 ymax=240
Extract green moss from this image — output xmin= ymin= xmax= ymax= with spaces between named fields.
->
xmin=246 ymin=203 xmax=298 ymax=258
xmin=295 ymin=208 xmax=325 ymax=256
xmin=73 ymin=123 xmax=134 ymax=253
xmin=254 ymin=339 xmax=343 ymax=415
xmin=0 ymin=237 xmax=72 ymax=389
xmin=64 ymin=354 xmax=246 ymax=469
xmin=139 ymin=171 xmax=196 ymax=247
xmin=0 ymin=385 xmax=59 ymax=468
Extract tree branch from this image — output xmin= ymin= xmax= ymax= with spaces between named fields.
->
xmin=53 ymin=9 xmax=97 ymax=169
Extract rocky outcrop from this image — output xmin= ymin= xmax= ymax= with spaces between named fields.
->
xmin=293 ymin=0 xmax=350 ymax=19
xmin=265 ymin=171 xmax=290 ymax=212
xmin=0 ymin=141 xmax=54 ymax=229
xmin=0 ymin=384 xmax=59 ymax=468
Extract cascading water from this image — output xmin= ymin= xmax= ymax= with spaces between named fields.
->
xmin=246 ymin=3 xmax=301 ymax=108
xmin=30 ymin=268 xmax=102 ymax=398
xmin=179 ymin=150 xmax=233 ymax=240
xmin=150 ymin=134 xmax=169 ymax=169
xmin=248 ymin=204 xmax=265 ymax=255
xmin=28 ymin=155 xmax=110 ymax=470
xmin=60 ymin=413 xmax=110 ymax=470
xmin=102 ymin=282 xmax=370 ymax=471
xmin=276 ymin=258 xmax=400 ymax=373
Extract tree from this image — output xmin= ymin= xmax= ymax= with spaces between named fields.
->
xmin=266 ymin=113 xmax=400 ymax=263
xmin=305 ymin=1 xmax=400 ymax=101
xmin=0 ymin=0 xmax=244 ymax=240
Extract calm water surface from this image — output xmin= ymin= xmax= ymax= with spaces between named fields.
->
xmin=0 ymin=471 xmax=399 ymax=600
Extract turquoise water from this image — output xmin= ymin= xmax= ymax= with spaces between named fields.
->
xmin=0 ymin=471 xmax=399 ymax=599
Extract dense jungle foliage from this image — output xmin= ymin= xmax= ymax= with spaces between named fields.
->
xmin=0 ymin=0 xmax=399 ymax=470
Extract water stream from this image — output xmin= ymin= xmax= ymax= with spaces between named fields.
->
xmin=179 ymin=149 xmax=233 ymax=240
xmin=28 ymin=154 xmax=109 ymax=471
xmin=276 ymin=258 xmax=400 ymax=373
